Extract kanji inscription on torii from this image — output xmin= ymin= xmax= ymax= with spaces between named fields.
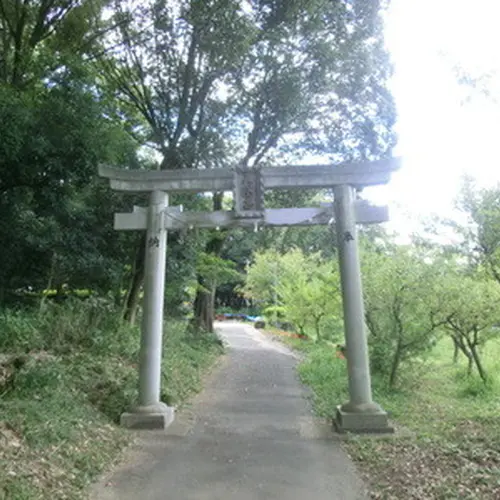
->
xmin=98 ymin=157 xmax=400 ymax=433
xmin=233 ymin=166 xmax=264 ymax=219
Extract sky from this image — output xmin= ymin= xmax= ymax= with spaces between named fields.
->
xmin=364 ymin=0 xmax=500 ymax=237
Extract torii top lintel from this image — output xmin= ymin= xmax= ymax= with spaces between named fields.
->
xmin=98 ymin=157 xmax=400 ymax=194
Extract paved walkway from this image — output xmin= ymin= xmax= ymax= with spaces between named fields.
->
xmin=92 ymin=322 xmax=366 ymax=500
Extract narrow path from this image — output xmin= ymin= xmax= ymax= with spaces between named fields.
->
xmin=92 ymin=322 xmax=366 ymax=500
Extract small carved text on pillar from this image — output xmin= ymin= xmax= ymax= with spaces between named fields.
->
xmin=344 ymin=231 xmax=354 ymax=242
xmin=148 ymin=236 xmax=160 ymax=248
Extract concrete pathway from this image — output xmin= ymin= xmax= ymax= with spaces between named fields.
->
xmin=92 ymin=322 xmax=367 ymax=500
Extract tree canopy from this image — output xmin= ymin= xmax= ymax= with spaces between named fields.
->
xmin=0 ymin=0 xmax=397 ymax=328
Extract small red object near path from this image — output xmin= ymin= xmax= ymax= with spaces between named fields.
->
xmin=336 ymin=344 xmax=346 ymax=360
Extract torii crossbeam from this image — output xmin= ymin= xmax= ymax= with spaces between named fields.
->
xmin=99 ymin=158 xmax=400 ymax=433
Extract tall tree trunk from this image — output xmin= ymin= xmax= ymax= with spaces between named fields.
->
xmin=191 ymin=193 xmax=224 ymax=333
xmin=314 ymin=317 xmax=322 ymax=342
xmin=389 ymin=336 xmax=403 ymax=389
xmin=452 ymin=337 xmax=460 ymax=363
xmin=123 ymin=235 xmax=146 ymax=325
xmin=193 ymin=278 xmax=215 ymax=333
xmin=449 ymin=333 xmax=473 ymax=374
xmin=468 ymin=340 xmax=488 ymax=382
xmin=466 ymin=352 xmax=473 ymax=375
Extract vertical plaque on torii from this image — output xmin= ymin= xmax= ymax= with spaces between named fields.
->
xmin=233 ymin=166 xmax=264 ymax=219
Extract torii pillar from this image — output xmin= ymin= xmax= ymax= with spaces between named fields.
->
xmin=333 ymin=184 xmax=392 ymax=433
xmin=120 ymin=190 xmax=174 ymax=429
xmin=99 ymin=157 xmax=399 ymax=433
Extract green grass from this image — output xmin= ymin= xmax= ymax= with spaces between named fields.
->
xmin=297 ymin=345 xmax=349 ymax=417
xmin=0 ymin=301 xmax=224 ymax=499
xmin=286 ymin=334 xmax=500 ymax=499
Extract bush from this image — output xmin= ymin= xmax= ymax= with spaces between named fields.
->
xmin=162 ymin=326 xmax=224 ymax=405
xmin=0 ymin=298 xmax=140 ymax=357
xmin=0 ymin=300 xmax=224 ymax=498
xmin=0 ymin=309 xmax=44 ymax=352
xmin=455 ymin=370 xmax=496 ymax=398
xmin=297 ymin=345 xmax=349 ymax=417
xmin=67 ymin=353 xmax=138 ymax=422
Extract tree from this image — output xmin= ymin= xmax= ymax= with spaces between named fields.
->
xmin=448 ymin=55 xmax=498 ymax=104
xmin=244 ymin=248 xmax=308 ymax=307
xmin=279 ymin=260 xmax=341 ymax=340
xmin=0 ymin=74 xmax=140 ymax=302
xmin=244 ymin=248 xmax=341 ymax=339
xmin=437 ymin=274 xmax=500 ymax=382
xmin=449 ymin=178 xmax=500 ymax=284
xmin=192 ymin=251 xmax=241 ymax=332
xmin=0 ymin=0 xmax=109 ymax=88
xmin=362 ymin=241 xmax=447 ymax=389
xmin=0 ymin=1 xmax=143 ymax=305
xmin=215 ymin=189 xmax=338 ymax=312
xmin=96 ymin=0 xmax=396 ymax=330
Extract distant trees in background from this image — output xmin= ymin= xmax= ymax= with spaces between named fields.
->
xmin=244 ymin=248 xmax=342 ymax=340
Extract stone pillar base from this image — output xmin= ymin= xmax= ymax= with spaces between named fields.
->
xmin=334 ymin=405 xmax=393 ymax=434
xmin=120 ymin=402 xmax=175 ymax=430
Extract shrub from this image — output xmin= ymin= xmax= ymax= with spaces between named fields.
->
xmin=297 ymin=345 xmax=349 ymax=417
xmin=0 ymin=309 xmax=44 ymax=352
xmin=0 ymin=301 xmax=224 ymax=498
xmin=455 ymin=370 xmax=496 ymax=398
xmin=0 ymin=298 xmax=140 ymax=357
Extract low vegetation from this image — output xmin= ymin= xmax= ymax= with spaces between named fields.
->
xmin=270 ymin=331 xmax=500 ymax=499
xmin=0 ymin=299 xmax=223 ymax=499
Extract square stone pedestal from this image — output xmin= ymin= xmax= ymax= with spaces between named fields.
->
xmin=334 ymin=405 xmax=394 ymax=434
xmin=120 ymin=404 xmax=175 ymax=430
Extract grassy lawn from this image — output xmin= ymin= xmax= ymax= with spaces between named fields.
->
xmin=0 ymin=304 xmax=223 ymax=499
xmin=272 ymin=329 xmax=500 ymax=499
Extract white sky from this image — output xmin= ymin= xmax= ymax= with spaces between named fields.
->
xmin=364 ymin=0 xmax=500 ymax=237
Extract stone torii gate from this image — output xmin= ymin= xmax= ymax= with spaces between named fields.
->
xmin=99 ymin=157 xmax=399 ymax=433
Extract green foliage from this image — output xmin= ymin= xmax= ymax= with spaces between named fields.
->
xmin=244 ymin=248 xmax=342 ymax=339
xmin=0 ymin=80 xmax=139 ymax=298
xmin=455 ymin=370 xmax=496 ymax=398
xmin=196 ymin=253 xmax=242 ymax=293
xmin=263 ymin=305 xmax=287 ymax=321
xmin=249 ymin=227 xmax=500 ymax=394
xmin=297 ymin=344 xmax=348 ymax=417
xmin=452 ymin=177 xmax=500 ymax=283
xmin=0 ymin=301 xmax=223 ymax=497
xmin=280 ymin=259 xmax=341 ymax=339
xmin=244 ymin=248 xmax=305 ymax=305
xmin=293 ymin=333 xmax=500 ymax=499
xmin=0 ymin=0 xmax=106 ymax=88
xmin=435 ymin=273 xmax=500 ymax=382
xmin=362 ymin=241 xmax=447 ymax=388
xmin=0 ymin=297 xmax=138 ymax=356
